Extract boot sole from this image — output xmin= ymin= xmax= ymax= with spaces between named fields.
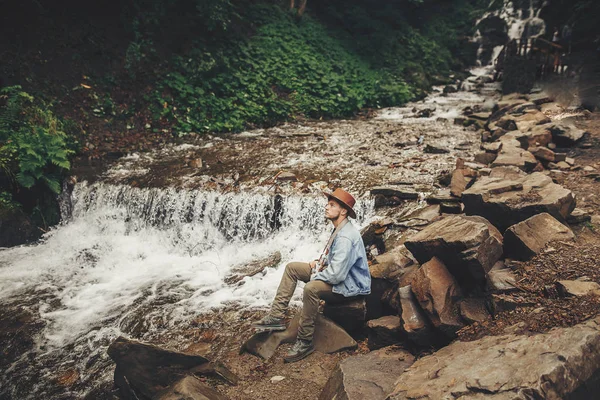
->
xmin=283 ymin=347 xmax=315 ymax=363
xmin=251 ymin=324 xmax=287 ymax=332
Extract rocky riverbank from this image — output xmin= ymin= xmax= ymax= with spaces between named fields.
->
xmin=99 ymin=83 xmax=600 ymax=400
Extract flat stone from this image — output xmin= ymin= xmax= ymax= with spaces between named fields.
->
xmin=482 ymin=142 xmax=502 ymax=153
xmin=426 ymin=190 xmax=462 ymax=204
xmin=319 ymin=347 xmax=415 ymax=400
xmin=323 ymin=297 xmax=367 ymax=332
xmin=371 ymin=246 xmax=415 ymax=280
xmin=424 ymin=144 xmax=450 ymax=154
xmin=370 ymin=186 xmax=419 ymax=200
xmin=224 ymin=252 xmax=281 ymax=284
xmin=388 ymin=316 xmax=600 ymax=399
xmin=556 ymin=161 xmax=570 ymax=169
xmin=276 ymin=171 xmax=298 ymax=181
xmin=567 ymin=208 xmax=592 ymax=224
xmin=514 ymin=110 xmax=551 ymax=131
xmin=504 ymin=213 xmax=575 ymax=261
xmin=520 ymin=124 xmax=553 ymax=147
xmin=462 ymin=167 xmax=576 ymax=231
xmin=529 ymin=92 xmax=553 ymax=105
xmin=469 ymin=112 xmax=492 ymax=121
xmin=491 ymin=144 xmax=537 ymax=172
xmin=528 ymin=146 xmax=555 ymax=162
xmin=240 ymin=313 xmax=357 ymax=360
xmin=459 ymin=297 xmax=490 ymax=323
xmin=405 ymin=215 xmax=503 ymax=290
xmin=474 ymin=152 xmax=497 ymax=165
xmin=487 ymin=262 xmax=519 ymax=292
xmin=549 ymin=122 xmax=587 ymax=146
xmin=439 ymin=201 xmax=462 ymax=214
xmin=410 ymin=257 xmax=464 ymax=336
xmin=556 ymin=280 xmax=600 ymax=297
xmin=153 ymin=376 xmax=228 ymax=400
xmin=367 ymin=315 xmax=403 ymax=349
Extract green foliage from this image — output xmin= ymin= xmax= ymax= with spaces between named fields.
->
xmin=0 ymin=86 xmax=73 ymax=195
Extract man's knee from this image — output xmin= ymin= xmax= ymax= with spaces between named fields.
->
xmin=303 ymin=281 xmax=320 ymax=296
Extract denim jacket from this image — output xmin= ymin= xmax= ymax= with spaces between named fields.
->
xmin=311 ymin=221 xmax=371 ymax=297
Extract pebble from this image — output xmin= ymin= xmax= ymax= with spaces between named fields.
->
xmin=583 ymin=166 xmax=596 ymax=172
xmin=271 ymin=376 xmax=286 ymax=383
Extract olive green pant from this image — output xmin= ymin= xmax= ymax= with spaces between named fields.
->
xmin=270 ymin=262 xmax=346 ymax=341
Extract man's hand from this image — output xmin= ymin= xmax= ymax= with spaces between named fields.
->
xmin=309 ymin=260 xmax=318 ymax=270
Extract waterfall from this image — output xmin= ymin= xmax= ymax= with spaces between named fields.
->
xmin=473 ymin=0 xmax=548 ymax=67
xmin=0 ymin=182 xmax=373 ymax=399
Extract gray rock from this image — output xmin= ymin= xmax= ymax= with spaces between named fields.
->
xmin=319 ymin=347 xmax=414 ymax=400
xmin=410 ymin=257 xmax=464 ymax=336
xmin=504 ymin=213 xmax=575 ymax=260
xmin=367 ymin=315 xmax=403 ymax=349
xmin=388 ymin=316 xmax=600 ymax=399
xmin=405 ymin=215 xmax=503 ymax=290
xmin=462 ymin=167 xmax=576 ymax=231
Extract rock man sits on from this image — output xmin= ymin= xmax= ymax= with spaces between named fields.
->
xmin=252 ymin=188 xmax=371 ymax=363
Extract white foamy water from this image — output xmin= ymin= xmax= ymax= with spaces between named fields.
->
xmin=0 ymin=183 xmax=373 ymax=398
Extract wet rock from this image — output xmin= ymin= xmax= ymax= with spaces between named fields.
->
xmin=323 ymin=297 xmax=367 ymax=332
xmin=415 ymin=108 xmax=435 ymax=118
xmin=556 ymin=280 xmax=600 ymax=297
xmin=462 ymin=167 xmax=576 ymax=231
xmin=388 ymin=316 xmax=600 ymax=400
xmin=0 ymin=208 xmax=41 ymax=247
xmin=405 ymin=215 xmax=503 ymax=291
xmin=241 ymin=313 xmax=357 ymax=360
xmin=224 ymin=252 xmax=282 ymax=284
xmin=474 ymin=152 xmax=497 ymax=165
xmin=398 ymin=285 xmax=436 ymax=346
xmin=410 ymin=257 xmax=464 ymax=336
xmin=507 ymin=101 xmax=539 ymax=114
xmin=369 ymin=186 xmax=419 ymax=200
xmin=528 ymin=146 xmax=556 ymax=162
xmin=567 ymin=208 xmax=592 ymax=224
xmin=367 ymin=316 xmax=403 ymax=349
xmin=108 ymin=337 xmax=237 ymax=400
xmin=424 ymin=144 xmax=450 ymax=154
xmin=154 ymin=376 xmax=228 ymax=400
xmin=459 ymin=297 xmax=490 ymax=324
xmin=276 ymin=171 xmax=298 ymax=181
xmin=504 ymin=213 xmax=575 ymax=261
xmin=371 ymin=246 xmax=415 ymax=281
xmin=319 ymin=346 xmax=414 ymax=400
xmin=439 ymin=202 xmax=462 ymax=214
xmin=549 ymin=122 xmax=587 ymax=146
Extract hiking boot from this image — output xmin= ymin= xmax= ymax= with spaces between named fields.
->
xmin=251 ymin=314 xmax=286 ymax=331
xmin=284 ymin=339 xmax=314 ymax=363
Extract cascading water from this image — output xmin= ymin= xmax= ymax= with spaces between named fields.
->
xmin=0 ymin=182 xmax=373 ymax=399
xmin=473 ymin=0 xmax=548 ymax=67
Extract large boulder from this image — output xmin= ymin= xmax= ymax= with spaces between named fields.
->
xmin=549 ymin=122 xmax=587 ymax=146
xmin=504 ymin=213 xmax=575 ymax=260
xmin=323 ymin=298 xmax=367 ymax=332
xmin=462 ymin=167 xmax=576 ymax=232
xmin=388 ymin=316 xmax=600 ymax=399
xmin=491 ymin=137 xmax=537 ymax=172
xmin=370 ymin=245 xmax=415 ymax=281
xmin=404 ymin=215 xmax=503 ymax=290
xmin=319 ymin=347 xmax=414 ymax=400
xmin=107 ymin=337 xmax=237 ymax=400
xmin=367 ymin=316 xmax=403 ymax=349
xmin=513 ymin=110 xmax=551 ymax=131
xmin=410 ymin=257 xmax=464 ymax=336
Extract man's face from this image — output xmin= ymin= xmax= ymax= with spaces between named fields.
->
xmin=325 ymin=198 xmax=347 ymax=220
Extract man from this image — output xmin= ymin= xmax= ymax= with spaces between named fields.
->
xmin=252 ymin=188 xmax=371 ymax=363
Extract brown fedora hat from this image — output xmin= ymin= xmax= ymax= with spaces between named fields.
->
xmin=323 ymin=188 xmax=357 ymax=219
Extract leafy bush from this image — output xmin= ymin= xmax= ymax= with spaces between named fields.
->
xmin=0 ymin=86 xmax=73 ymax=195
